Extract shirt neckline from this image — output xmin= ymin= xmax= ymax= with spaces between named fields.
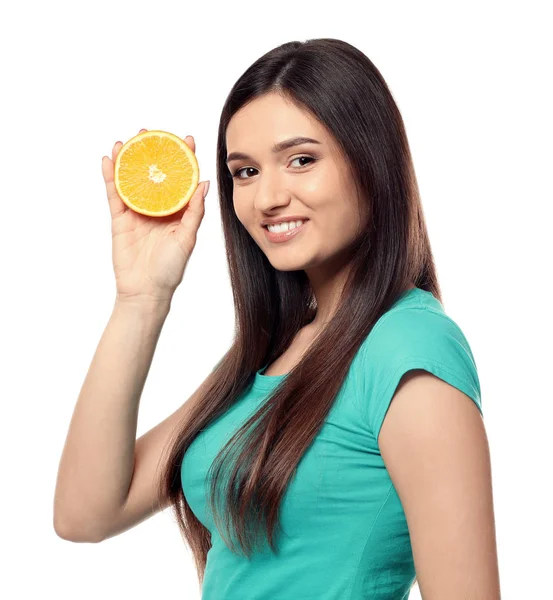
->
xmin=252 ymin=364 xmax=288 ymax=392
xmin=251 ymin=287 xmax=435 ymax=392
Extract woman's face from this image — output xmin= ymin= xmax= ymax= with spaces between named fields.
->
xmin=226 ymin=92 xmax=368 ymax=273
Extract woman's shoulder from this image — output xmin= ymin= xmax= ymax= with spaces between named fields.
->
xmin=354 ymin=287 xmax=482 ymax=438
xmin=361 ymin=287 xmax=473 ymax=359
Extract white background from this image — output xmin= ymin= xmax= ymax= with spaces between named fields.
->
xmin=2 ymin=1 xmax=551 ymax=598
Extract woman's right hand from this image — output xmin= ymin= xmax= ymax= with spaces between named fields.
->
xmin=101 ymin=130 xmax=210 ymax=306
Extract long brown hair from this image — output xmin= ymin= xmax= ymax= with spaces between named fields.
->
xmin=158 ymin=38 xmax=440 ymax=591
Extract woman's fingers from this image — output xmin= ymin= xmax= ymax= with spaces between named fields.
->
xmin=102 ymin=153 xmax=125 ymax=219
xmin=112 ymin=140 xmax=123 ymax=163
xmin=184 ymin=135 xmax=195 ymax=154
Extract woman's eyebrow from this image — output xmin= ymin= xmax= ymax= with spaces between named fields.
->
xmin=226 ymin=136 xmax=321 ymax=164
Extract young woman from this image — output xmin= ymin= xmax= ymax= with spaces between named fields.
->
xmin=54 ymin=38 xmax=501 ymax=599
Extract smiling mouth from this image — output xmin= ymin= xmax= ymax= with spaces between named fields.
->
xmin=263 ymin=220 xmax=309 ymax=242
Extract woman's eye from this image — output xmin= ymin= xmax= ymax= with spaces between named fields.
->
xmin=233 ymin=166 xmax=258 ymax=180
xmin=290 ymin=156 xmax=315 ymax=168
xmin=232 ymin=155 xmax=316 ymax=179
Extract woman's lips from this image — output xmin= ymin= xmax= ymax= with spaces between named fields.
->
xmin=263 ymin=220 xmax=309 ymax=243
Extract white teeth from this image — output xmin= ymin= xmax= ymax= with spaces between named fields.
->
xmin=266 ymin=219 xmax=306 ymax=233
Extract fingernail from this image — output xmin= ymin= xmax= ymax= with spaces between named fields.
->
xmin=203 ymin=181 xmax=210 ymax=197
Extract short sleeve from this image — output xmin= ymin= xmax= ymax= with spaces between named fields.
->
xmin=361 ymin=306 xmax=482 ymax=442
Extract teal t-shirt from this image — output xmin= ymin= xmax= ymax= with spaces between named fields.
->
xmin=181 ymin=287 xmax=482 ymax=599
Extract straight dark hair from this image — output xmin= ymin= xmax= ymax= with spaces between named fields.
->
xmin=158 ymin=38 xmax=440 ymax=592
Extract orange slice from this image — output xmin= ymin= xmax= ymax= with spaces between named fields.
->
xmin=114 ymin=130 xmax=200 ymax=217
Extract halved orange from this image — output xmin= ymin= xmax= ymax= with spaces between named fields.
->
xmin=114 ymin=130 xmax=200 ymax=217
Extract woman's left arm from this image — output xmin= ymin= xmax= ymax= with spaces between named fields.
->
xmin=378 ymin=369 xmax=501 ymax=599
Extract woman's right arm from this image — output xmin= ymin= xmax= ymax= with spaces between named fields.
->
xmin=53 ymin=298 xmax=201 ymax=543
xmin=55 ymin=132 xmax=210 ymax=543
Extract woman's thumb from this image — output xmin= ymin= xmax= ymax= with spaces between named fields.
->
xmin=176 ymin=180 xmax=210 ymax=242
xmin=183 ymin=180 xmax=209 ymax=219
